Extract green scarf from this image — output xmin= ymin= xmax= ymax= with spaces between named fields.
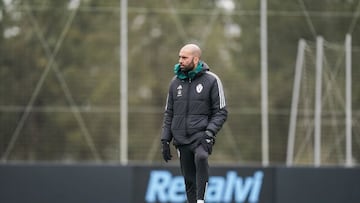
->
xmin=174 ymin=61 xmax=203 ymax=80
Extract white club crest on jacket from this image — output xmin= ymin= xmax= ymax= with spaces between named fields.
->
xmin=196 ymin=84 xmax=203 ymax=93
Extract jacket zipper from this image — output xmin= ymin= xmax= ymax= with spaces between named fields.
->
xmin=185 ymin=78 xmax=192 ymax=135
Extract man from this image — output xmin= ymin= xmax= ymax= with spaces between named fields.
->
xmin=161 ymin=44 xmax=228 ymax=203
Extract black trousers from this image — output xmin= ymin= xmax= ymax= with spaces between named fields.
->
xmin=178 ymin=143 xmax=209 ymax=203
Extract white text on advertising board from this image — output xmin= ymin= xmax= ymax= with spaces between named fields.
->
xmin=145 ymin=170 xmax=264 ymax=203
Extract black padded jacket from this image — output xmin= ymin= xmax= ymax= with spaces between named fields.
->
xmin=161 ymin=61 xmax=228 ymax=146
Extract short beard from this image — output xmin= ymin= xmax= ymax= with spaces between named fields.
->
xmin=181 ymin=59 xmax=195 ymax=73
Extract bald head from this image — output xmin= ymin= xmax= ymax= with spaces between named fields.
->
xmin=180 ymin=44 xmax=202 ymax=58
xmin=178 ymin=44 xmax=202 ymax=72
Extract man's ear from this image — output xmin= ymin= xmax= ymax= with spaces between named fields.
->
xmin=194 ymin=56 xmax=200 ymax=64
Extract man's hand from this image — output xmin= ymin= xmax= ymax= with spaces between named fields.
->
xmin=161 ymin=141 xmax=172 ymax=162
xmin=200 ymin=130 xmax=216 ymax=154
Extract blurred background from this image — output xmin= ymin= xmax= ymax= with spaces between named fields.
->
xmin=1 ymin=0 xmax=360 ymax=166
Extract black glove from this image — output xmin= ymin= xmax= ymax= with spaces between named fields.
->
xmin=161 ymin=141 xmax=172 ymax=162
xmin=200 ymin=130 xmax=216 ymax=155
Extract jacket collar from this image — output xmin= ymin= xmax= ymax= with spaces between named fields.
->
xmin=174 ymin=61 xmax=204 ymax=80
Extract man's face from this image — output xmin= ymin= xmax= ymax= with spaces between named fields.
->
xmin=178 ymin=49 xmax=198 ymax=72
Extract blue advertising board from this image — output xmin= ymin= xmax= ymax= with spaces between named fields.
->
xmin=0 ymin=164 xmax=359 ymax=203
